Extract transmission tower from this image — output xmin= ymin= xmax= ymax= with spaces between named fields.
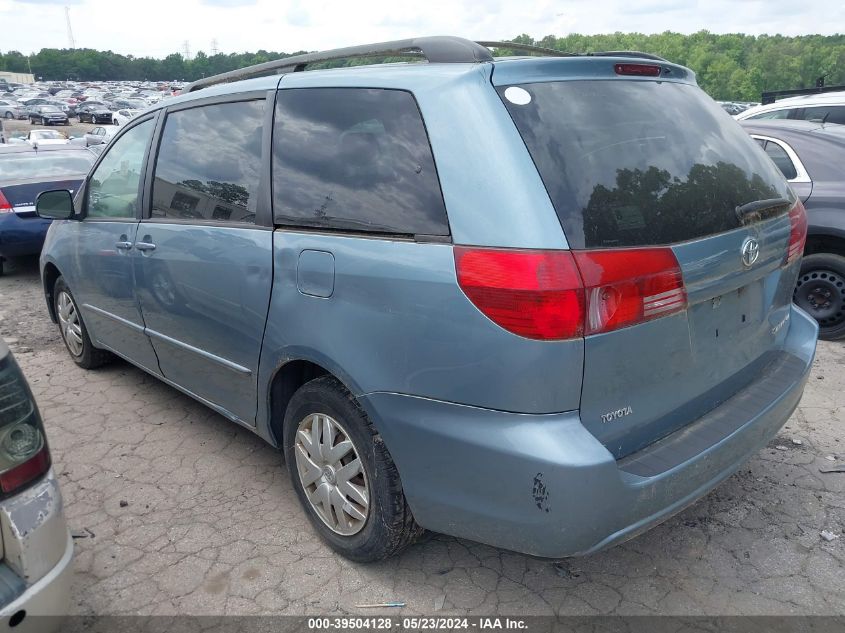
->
xmin=65 ymin=6 xmax=75 ymax=49
xmin=211 ymin=38 xmax=219 ymax=55
xmin=182 ymin=40 xmax=191 ymax=60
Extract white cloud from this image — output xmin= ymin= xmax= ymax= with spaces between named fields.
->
xmin=0 ymin=0 xmax=841 ymax=57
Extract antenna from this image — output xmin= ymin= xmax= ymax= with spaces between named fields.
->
xmin=211 ymin=38 xmax=219 ymax=55
xmin=182 ymin=40 xmax=191 ymax=61
xmin=65 ymin=6 xmax=75 ymax=49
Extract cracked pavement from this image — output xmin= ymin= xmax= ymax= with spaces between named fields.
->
xmin=0 ymin=255 xmax=843 ymax=617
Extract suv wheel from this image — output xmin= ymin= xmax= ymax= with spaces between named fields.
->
xmin=283 ymin=375 xmax=423 ymax=562
xmin=794 ymin=252 xmax=845 ymax=340
xmin=53 ymin=277 xmax=113 ymax=368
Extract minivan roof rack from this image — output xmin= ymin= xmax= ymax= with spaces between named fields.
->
xmin=186 ymin=36 xmax=494 ymax=92
xmin=475 ymin=41 xmax=576 ymax=57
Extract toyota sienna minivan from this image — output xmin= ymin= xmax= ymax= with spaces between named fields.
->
xmin=36 ymin=37 xmax=817 ymax=562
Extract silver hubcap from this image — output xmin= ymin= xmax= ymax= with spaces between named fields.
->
xmin=57 ymin=291 xmax=84 ymax=357
xmin=294 ymin=413 xmax=369 ymax=535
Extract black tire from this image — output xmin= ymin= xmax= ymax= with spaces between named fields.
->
xmin=794 ymin=252 xmax=845 ymax=341
xmin=282 ymin=375 xmax=423 ymax=562
xmin=3 ymin=112 xmax=12 ymax=119
xmin=53 ymin=277 xmax=113 ymax=369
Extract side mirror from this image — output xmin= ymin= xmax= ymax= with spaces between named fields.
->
xmin=36 ymin=190 xmax=75 ymax=220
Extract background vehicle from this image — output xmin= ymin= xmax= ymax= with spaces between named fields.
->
xmin=112 ymin=108 xmax=139 ymax=126
xmin=742 ymin=119 xmax=845 ymax=339
xmin=0 ymin=100 xmax=25 ymax=120
xmin=28 ymin=106 xmax=69 ymax=126
xmin=76 ymin=102 xmax=113 ymax=124
xmin=24 ymin=130 xmax=68 ymax=147
xmin=83 ymin=125 xmax=118 ymax=146
xmin=0 ymin=338 xmax=73 ymax=631
xmin=0 ymin=145 xmax=95 ymax=275
xmin=737 ymin=90 xmax=845 ymax=124
xmin=37 ymin=36 xmax=817 ymax=563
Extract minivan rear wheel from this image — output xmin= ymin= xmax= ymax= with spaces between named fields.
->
xmin=794 ymin=253 xmax=845 ymax=341
xmin=282 ymin=375 xmax=423 ymax=561
xmin=53 ymin=277 xmax=113 ymax=368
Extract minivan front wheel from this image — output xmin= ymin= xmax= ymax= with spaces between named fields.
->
xmin=794 ymin=253 xmax=845 ymax=341
xmin=53 ymin=277 xmax=113 ymax=368
xmin=283 ymin=375 xmax=423 ymax=561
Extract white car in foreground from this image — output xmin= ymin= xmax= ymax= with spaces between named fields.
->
xmin=0 ymin=339 xmax=72 ymax=631
xmin=111 ymin=108 xmax=139 ymax=126
xmin=736 ymin=90 xmax=845 ymax=124
xmin=26 ymin=130 xmax=69 ymax=147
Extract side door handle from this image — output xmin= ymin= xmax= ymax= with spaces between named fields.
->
xmin=115 ymin=235 xmax=133 ymax=251
xmin=135 ymin=240 xmax=156 ymax=252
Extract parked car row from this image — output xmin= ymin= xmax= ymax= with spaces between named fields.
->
xmin=0 ymin=80 xmax=170 ymax=127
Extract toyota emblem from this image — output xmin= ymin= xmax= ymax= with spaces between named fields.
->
xmin=741 ymin=237 xmax=760 ymax=268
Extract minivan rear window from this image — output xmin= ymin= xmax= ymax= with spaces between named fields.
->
xmin=497 ymin=81 xmax=794 ymax=249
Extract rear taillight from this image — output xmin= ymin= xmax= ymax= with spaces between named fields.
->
xmin=454 ymin=247 xmax=585 ymax=340
xmin=0 ymin=354 xmax=51 ymax=495
xmin=0 ymin=190 xmax=12 ymax=214
xmin=454 ymin=246 xmax=687 ymax=340
xmin=573 ymin=249 xmax=687 ymax=335
xmin=786 ymin=200 xmax=807 ymax=265
xmin=614 ymin=63 xmax=661 ymax=77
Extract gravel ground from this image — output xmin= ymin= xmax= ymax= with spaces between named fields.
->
xmin=0 ymin=254 xmax=843 ymax=616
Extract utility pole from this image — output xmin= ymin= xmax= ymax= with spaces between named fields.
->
xmin=211 ymin=38 xmax=219 ymax=55
xmin=65 ymin=6 xmax=75 ymax=49
xmin=182 ymin=40 xmax=191 ymax=61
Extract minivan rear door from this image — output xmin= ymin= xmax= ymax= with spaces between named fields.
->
xmin=495 ymin=61 xmax=801 ymax=458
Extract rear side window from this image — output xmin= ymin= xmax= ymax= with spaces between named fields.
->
xmin=748 ymin=109 xmax=792 ymax=120
xmin=763 ymin=142 xmax=798 ymax=180
xmin=498 ymin=81 xmax=794 ymax=249
xmin=801 ymin=106 xmax=845 ymax=125
xmin=152 ymin=100 xmax=263 ymax=224
xmin=273 ymin=88 xmax=449 ymax=236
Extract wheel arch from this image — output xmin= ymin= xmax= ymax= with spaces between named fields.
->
xmin=42 ymin=261 xmax=62 ymax=323
xmin=805 ymin=231 xmax=845 ymax=259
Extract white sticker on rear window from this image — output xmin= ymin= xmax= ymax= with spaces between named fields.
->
xmin=504 ymin=86 xmax=531 ymax=105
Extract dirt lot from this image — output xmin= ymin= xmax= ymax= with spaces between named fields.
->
xmin=1 ymin=255 xmax=844 ymax=616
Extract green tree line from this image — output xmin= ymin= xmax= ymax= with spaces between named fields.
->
xmin=1 ymin=31 xmax=844 ymax=101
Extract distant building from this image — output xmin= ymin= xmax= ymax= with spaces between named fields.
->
xmin=0 ymin=71 xmax=35 ymax=84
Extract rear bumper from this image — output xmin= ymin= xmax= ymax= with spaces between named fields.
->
xmin=0 ymin=470 xmax=72 ymax=631
xmin=0 ymin=213 xmax=50 ymax=258
xmin=0 ymin=533 xmax=72 ymax=631
xmin=361 ymin=305 xmax=818 ymax=558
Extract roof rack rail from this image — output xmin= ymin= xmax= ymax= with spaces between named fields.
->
xmin=761 ymin=84 xmax=845 ymax=105
xmin=186 ymin=36 xmax=494 ymax=93
xmin=475 ymin=41 xmax=575 ymax=57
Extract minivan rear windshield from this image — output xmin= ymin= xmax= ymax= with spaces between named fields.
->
xmin=497 ymin=80 xmax=794 ymax=249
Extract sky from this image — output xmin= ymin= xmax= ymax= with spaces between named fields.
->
xmin=0 ymin=0 xmax=842 ymax=57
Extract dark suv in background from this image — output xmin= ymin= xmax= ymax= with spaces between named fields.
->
xmin=741 ymin=119 xmax=845 ymax=339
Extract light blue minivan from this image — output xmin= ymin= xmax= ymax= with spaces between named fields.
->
xmin=36 ymin=37 xmax=817 ymax=561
